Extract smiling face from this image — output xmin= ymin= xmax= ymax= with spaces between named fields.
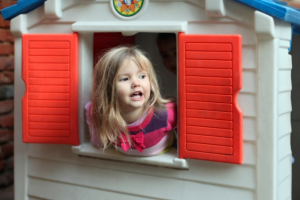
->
xmin=116 ymin=58 xmax=151 ymax=116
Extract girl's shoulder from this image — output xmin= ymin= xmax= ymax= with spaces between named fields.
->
xmin=166 ymin=102 xmax=176 ymax=109
xmin=85 ymin=101 xmax=93 ymax=110
xmin=85 ymin=101 xmax=93 ymax=117
xmin=165 ymin=102 xmax=177 ymax=127
xmin=165 ymin=102 xmax=177 ymax=115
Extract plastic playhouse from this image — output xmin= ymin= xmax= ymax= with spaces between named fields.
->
xmin=2 ymin=0 xmax=300 ymax=199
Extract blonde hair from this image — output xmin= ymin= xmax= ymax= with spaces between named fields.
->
xmin=91 ymin=46 xmax=170 ymax=149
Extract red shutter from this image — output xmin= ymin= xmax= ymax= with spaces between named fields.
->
xmin=22 ymin=33 xmax=79 ymax=145
xmin=178 ymin=33 xmax=243 ymax=164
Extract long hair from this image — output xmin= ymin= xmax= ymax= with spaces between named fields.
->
xmin=91 ymin=46 xmax=170 ymax=149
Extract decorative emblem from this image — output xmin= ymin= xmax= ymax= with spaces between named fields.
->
xmin=113 ymin=0 xmax=144 ymax=17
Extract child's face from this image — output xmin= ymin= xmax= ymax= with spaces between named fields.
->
xmin=116 ymin=58 xmax=151 ymax=114
xmin=157 ymin=38 xmax=177 ymax=75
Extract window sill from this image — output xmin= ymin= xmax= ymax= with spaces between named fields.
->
xmin=72 ymin=142 xmax=189 ymax=169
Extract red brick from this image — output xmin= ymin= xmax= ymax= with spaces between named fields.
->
xmin=6 ymin=30 xmax=13 ymax=42
xmin=0 ymin=56 xmax=14 ymax=70
xmin=0 ymin=143 xmax=13 ymax=158
xmin=0 ymin=170 xmax=13 ymax=187
xmin=0 ymin=29 xmax=13 ymax=42
xmin=0 ymin=85 xmax=14 ymax=99
xmin=0 ymin=17 xmax=10 ymax=28
xmin=9 ymin=129 xmax=13 ymax=141
xmin=0 ymin=71 xmax=14 ymax=84
xmin=288 ymin=2 xmax=300 ymax=8
xmin=0 ymin=1 xmax=17 ymax=10
xmin=0 ymin=132 xmax=10 ymax=143
xmin=4 ymin=156 xmax=13 ymax=170
xmin=0 ymin=113 xmax=13 ymax=128
xmin=0 ymin=100 xmax=13 ymax=114
xmin=0 ymin=184 xmax=14 ymax=200
xmin=0 ymin=129 xmax=12 ymax=143
xmin=0 ymin=43 xmax=13 ymax=55
xmin=0 ymin=160 xmax=5 ymax=171
xmin=0 ymin=29 xmax=5 ymax=41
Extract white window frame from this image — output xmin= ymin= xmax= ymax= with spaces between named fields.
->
xmin=72 ymin=22 xmax=189 ymax=169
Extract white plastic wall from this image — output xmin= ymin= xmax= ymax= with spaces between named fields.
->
xmin=11 ymin=0 xmax=292 ymax=199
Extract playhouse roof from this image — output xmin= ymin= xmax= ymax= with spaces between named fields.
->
xmin=1 ymin=0 xmax=46 ymax=21
xmin=235 ymin=0 xmax=300 ymax=34
xmin=1 ymin=0 xmax=300 ymax=34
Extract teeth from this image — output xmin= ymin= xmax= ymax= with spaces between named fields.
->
xmin=131 ymin=92 xmax=142 ymax=98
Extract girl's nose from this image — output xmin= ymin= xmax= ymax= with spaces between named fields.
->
xmin=131 ymin=78 xmax=140 ymax=88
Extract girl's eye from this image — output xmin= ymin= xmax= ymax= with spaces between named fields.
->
xmin=139 ymin=75 xmax=146 ymax=79
xmin=120 ymin=77 xmax=128 ymax=82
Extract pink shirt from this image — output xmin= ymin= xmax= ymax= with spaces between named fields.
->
xmin=85 ymin=102 xmax=177 ymax=156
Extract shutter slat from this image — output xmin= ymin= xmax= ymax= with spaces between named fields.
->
xmin=29 ymin=64 xmax=69 ymax=71
xmin=186 ymin=52 xmax=232 ymax=60
xmin=186 ymin=101 xmax=232 ymax=112
xmin=29 ymin=122 xmax=70 ymax=130
xmin=29 ymin=49 xmax=70 ymax=56
xmin=187 ymin=134 xmax=233 ymax=146
xmin=186 ymin=68 xmax=232 ymax=77
xmin=186 ymin=93 xmax=232 ymax=103
xmin=187 ymin=109 xmax=232 ymax=120
xmin=29 ymin=130 xmax=70 ymax=137
xmin=186 ymin=43 xmax=232 ymax=51
xmin=29 ymin=86 xmax=69 ymax=93
xmin=28 ymin=93 xmax=70 ymax=100
xmin=28 ymin=108 xmax=69 ymax=115
xmin=28 ymin=78 xmax=69 ymax=85
xmin=186 ymin=143 xmax=233 ymax=155
xmin=29 ymin=56 xmax=69 ymax=63
xmin=186 ymin=126 xmax=233 ymax=138
xmin=29 ymin=71 xmax=69 ymax=78
xmin=186 ymin=60 xmax=232 ymax=68
xmin=29 ymin=115 xmax=70 ymax=123
xmin=186 ymin=85 xmax=232 ymax=95
xmin=186 ymin=76 xmax=232 ymax=86
xmin=187 ymin=118 xmax=232 ymax=129
xmin=28 ymin=100 xmax=70 ymax=108
xmin=29 ymin=41 xmax=70 ymax=49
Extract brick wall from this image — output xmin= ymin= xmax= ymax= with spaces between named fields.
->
xmin=0 ymin=1 xmax=17 ymax=200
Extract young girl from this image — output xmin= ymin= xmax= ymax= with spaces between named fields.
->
xmin=85 ymin=46 xmax=177 ymax=156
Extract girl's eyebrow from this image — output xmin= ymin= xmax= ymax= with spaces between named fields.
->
xmin=138 ymin=68 xmax=148 ymax=73
xmin=117 ymin=73 xmax=129 ymax=77
xmin=117 ymin=68 xmax=147 ymax=76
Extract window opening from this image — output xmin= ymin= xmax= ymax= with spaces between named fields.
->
xmin=72 ymin=32 xmax=186 ymax=169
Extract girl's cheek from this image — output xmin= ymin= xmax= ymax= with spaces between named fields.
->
xmin=116 ymin=85 xmax=128 ymax=97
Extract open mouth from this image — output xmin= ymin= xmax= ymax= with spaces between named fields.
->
xmin=130 ymin=91 xmax=143 ymax=100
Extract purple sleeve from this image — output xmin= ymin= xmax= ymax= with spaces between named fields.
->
xmin=85 ymin=102 xmax=103 ymax=148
